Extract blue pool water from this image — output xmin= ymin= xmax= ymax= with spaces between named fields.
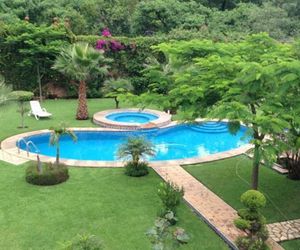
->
xmin=19 ymin=122 xmax=251 ymax=161
xmin=106 ymin=112 xmax=158 ymax=124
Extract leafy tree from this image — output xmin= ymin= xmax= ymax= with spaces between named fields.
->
xmin=208 ymin=2 xmax=300 ymax=40
xmin=274 ymin=60 xmax=300 ymax=179
xmin=2 ymin=20 xmax=71 ymax=101
xmin=0 ymin=0 xmax=138 ymax=35
xmin=53 ymin=43 xmax=110 ymax=120
xmin=142 ymin=34 xmax=293 ymax=189
xmin=49 ymin=124 xmax=77 ymax=165
xmin=132 ymin=0 xmax=210 ymax=35
xmin=102 ymin=78 xmax=133 ymax=109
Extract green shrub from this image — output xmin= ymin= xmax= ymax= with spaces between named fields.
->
xmin=241 ymin=190 xmax=266 ymax=210
xmin=25 ymin=162 xmax=69 ymax=186
xmin=10 ymin=91 xmax=34 ymax=102
xmin=124 ymin=161 xmax=149 ymax=177
xmin=234 ymin=190 xmax=269 ymax=250
xmin=59 ymin=233 xmax=103 ymax=250
xmin=157 ymin=181 xmax=184 ymax=215
xmin=146 ymin=213 xmax=189 ymax=250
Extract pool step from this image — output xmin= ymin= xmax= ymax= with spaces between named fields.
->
xmin=191 ymin=122 xmax=229 ymax=133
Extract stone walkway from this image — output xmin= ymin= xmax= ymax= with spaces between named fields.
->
xmin=267 ymin=219 xmax=300 ymax=242
xmin=152 ymin=164 xmax=284 ymax=250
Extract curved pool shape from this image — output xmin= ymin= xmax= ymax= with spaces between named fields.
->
xmin=18 ymin=122 xmax=251 ymax=161
xmin=106 ymin=112 xmax=158 ymax=124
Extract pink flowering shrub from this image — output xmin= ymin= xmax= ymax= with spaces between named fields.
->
xmin=101 ymin=28 xmax=111 ymax=37
xmin=96 ymin=28 xmax=125 ymax=52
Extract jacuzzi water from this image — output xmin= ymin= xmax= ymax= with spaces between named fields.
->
xmin=18 ymin=122 xmax=251 ymax=161
xmin=106 ymin=112 xmax=158 ymax=124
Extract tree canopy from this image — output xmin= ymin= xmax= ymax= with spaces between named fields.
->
xmin=139 ymin=33 xmax=299 ymax=188
xmin=1 ymin=0 xmax=299 ymax=39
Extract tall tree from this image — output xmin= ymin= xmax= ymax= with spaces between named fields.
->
xmin=2 ymin=20 xmax=71 ymax=101
xmin=53 ymin=43 xmax=110 ymax=120
xmin=273 ymin=60 xmax=300 ymax=179
xmin=141 ymin=34 xmax=293 ymax=189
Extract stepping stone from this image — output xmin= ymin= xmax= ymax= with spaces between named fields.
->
xmin=267 ymin=219 xmax=300 ymax=242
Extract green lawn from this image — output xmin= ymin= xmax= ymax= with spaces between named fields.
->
xmin=184 ymin=156 xmax=300 ymax=223
xmin=0 ymin=161 xmax=228 ymax=250
xmin=1 ymin=99 xmax=299 ymax=249
xmin=0 ymin=98 xmax=121 ymax=141
xmin=281 ymin=239 xmax=300 ymax=250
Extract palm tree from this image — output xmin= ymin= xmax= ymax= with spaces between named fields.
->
xmin=53 ymin=43 xmax=109 ymax=120
xmin=117 ymin=136 xmax=155 ymax=167
xmin=49 ymin=124 xmax=77 ymax=165
xmin=102 ymin=78 xmax=133 ymax=108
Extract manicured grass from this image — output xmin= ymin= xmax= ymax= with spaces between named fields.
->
xmin=0 ymin=98 xmax=121 ymax=141
xmin=0 ymin=161 xmax=228 ymax=250
xmin=281 ymin=239 xmax=300 ymax=250
xmin=184 ymin=156 xmax=300 ymax=223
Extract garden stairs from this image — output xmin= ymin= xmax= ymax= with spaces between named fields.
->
xmin=151 ymin=164 xmax=284 ymax=250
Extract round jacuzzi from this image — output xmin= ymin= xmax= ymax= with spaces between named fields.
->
xmin=106 ymin=112 xmax=158 ymax=124
xmin=93 ymin=108 xmax=172 ymax=130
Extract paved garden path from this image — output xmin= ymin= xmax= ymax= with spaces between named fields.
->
xmin=152 ymin=164 xmax=284 ymax=250
xmin=267 ymin=219 xmax=300 ymax=242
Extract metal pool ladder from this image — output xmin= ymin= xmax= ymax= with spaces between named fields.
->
xmin=17 ymin=138 xmax=40 ymax=156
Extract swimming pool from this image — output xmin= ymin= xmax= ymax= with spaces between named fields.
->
xmin=18 ymin=122 xmax=251 ymax=161
xmin=106 ymin=112 xmax=158 ymax=124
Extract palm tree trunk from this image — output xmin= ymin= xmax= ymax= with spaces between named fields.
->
xmin=76 ymin=80 xmax=89 ymax=120
xmin=56 ymin=143 xmax=60 ymax=165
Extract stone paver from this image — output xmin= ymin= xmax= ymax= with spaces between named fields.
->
xmin=0 ymin=149 xmax=29 ymax=165
xmin=267 ymin=219 xmax=300 ymax=242
xmin=272 ymin=164 xmax=289 ymax=174
xmin=152 ymin=164 xmax=284 ymax=250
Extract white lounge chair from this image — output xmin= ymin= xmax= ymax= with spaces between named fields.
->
xmin=29 ymin=100 xmax=52 ymax=120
